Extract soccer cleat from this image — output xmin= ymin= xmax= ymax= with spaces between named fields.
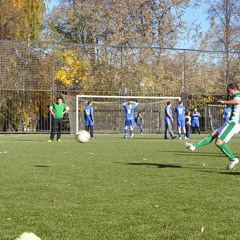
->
xmin=123 ymin=135 xmax=127 ymax=138
xmin=48 ymin=140 xmax=53 ymax=142
xmin=130 ymin=135 xmax=133 ymax=139
xmin=179 ymin=137 xmax=182 ymax=140
xmin=185 ymin=137 xmax=189 ymax=139
xmin=185 ymin=142 xmax=196 ymax=151
xmin=57 ymin=139 xmax=61 ymax=142
xmin=172 ymin=136 xmax=176 ymax=139
xmin=226 ymin=158 xmax=239 ymax=170
xmin=141 ymin=133 xmax=143 ymax=135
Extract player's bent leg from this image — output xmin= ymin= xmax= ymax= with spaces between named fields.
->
xmin=194 ymin=135 xmax=215 ymax=148
xmin=217 ymin=122 xmax=240 ymax=168
xmin=185 ymin=131 xmax=217 ymax=151
xmin=217 ymin=142 xmax=235 ymax=161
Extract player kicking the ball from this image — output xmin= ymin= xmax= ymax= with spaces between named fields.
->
xmin=185 ymin=83 xmax=240 ymax=170
xmin=123 ymin=101 xmax=139 ymax=138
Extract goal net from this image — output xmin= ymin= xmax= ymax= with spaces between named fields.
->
xmin=62 ymin=94 xmax=180 ymax=134
xmin=205 ymin=104 xmax=226 ymax=131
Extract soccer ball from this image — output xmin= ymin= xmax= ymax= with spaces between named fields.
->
xmin=77 ymin=130 xmax=90 ymax=143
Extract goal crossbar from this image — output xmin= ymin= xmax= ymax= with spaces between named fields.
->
xmin=76 ymin=95 xmax=181 ymax=100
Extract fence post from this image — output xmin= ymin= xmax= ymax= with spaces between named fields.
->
xmin=120 ymin=46 xmax=124 ymax=94
xmin=49 ymin=42 xmax=56 ymax=132
xmin=182 ymin=50 xmax=188 ymax=109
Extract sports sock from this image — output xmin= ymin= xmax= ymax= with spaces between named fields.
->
xmin=194 ymin=134 xmax=214 ymax=149
xmin=124 ymin=129 xmax=127 ymax=135
xmin=140 ymin=129 xmax=143 ymax=134
xmin=178 ymin=133 xmax=181 ymax=138
xmin=218 ymin=143 xmax=235 ymax=161
xmin=184 ymin=133 xmax=187 ymax=137
xmin=130 ymin=130 xmax=133 ymax=136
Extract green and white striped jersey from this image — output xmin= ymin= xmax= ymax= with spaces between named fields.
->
xmin=230 ymin=93 xmax=240 ymax=123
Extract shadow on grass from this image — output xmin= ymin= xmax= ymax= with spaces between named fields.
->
xmin=127 ymin=162 xmax=182 ymax=168
xmin=159 ymin=150 xmax=225 ymax=157
xmin=129 ymin=138 xmax=163 ymax=140
xmin=13 ymin=139 xmax=48 ymax=142
xmin=219 ymin=171 xmax=240 ymax=175
xmin=34 ymin=165 xmax=51 ymax=167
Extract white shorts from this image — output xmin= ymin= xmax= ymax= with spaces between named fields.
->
xmin=217 ymin=121 xmax=240 ymax=143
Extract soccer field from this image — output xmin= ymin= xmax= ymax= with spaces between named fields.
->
xmin=1 ymin=134 xmax=240 ymax=240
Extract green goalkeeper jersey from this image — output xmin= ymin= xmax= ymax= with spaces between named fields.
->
xmin=51 ymin=102 xmax=69 ymax=119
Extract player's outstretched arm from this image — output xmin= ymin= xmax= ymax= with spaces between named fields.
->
xmin=217 ymin=99 xmax=240 ymax=105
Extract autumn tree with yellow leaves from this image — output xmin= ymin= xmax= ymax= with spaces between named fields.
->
xmin=0 ymin=0 xmax=46 ymax=40
xmin=55 ymin=50 xmax=91 ymax=89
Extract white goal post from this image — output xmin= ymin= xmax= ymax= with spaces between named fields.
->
xmin=75 ymin=95 xmax=181 ymax=135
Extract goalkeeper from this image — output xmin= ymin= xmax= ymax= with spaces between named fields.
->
xmin=48 ymin=97 xmax=70 ymax=142
xmin=135 ymin=112 xmax=144 ymax=135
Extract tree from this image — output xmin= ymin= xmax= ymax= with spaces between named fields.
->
xmin=0 ymin=0 xmax=46 ymax=41
xmin=55 ymin=49 xmax=91 ymax=89
xmin=205 ymin=0 xmax=240 ymax=85
xmin=47 ymin=0 xmax=191 ymax=47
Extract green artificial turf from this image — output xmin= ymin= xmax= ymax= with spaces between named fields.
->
xmin=0 ymin=133 xmax=240 ymax=240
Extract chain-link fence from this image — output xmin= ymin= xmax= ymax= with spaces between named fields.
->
xmin=0 ymin=40 xmax=239 ymax=133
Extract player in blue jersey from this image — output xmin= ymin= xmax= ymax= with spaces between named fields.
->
xmin=175 ymin=101 xmax=187 ymax=139
xmin=84 ymin=101 xmax=94 ymax=139
xmin=222 ymin=105 xmax=231 ymax=123
xmin=164 ymin=101 xmax=176 ymax=139
xmin=123 ymin=101 xmax=139 ymax=138
xmin=191 ymin=108 xmax=200 ymax=134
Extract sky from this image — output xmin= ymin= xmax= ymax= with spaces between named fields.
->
xmin=46 ymin=0 xmax=210 ymax=49
xmin=177 ymin=2 xmax=210 ymax=48
xmin=183 ymin=2 xmax=210 ymax=32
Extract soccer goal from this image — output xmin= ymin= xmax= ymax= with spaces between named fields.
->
xmin=62 ymin=95 xmax=180 ymax=135
xmin=205 ymin=104 xmax=226 ymax=131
